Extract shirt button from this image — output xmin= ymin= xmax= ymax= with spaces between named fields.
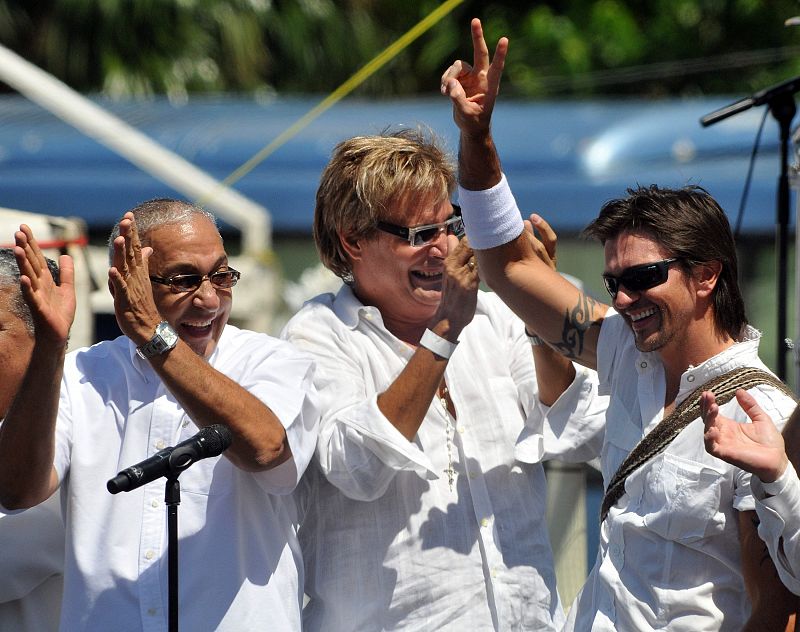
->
xmin=491 ymin=569 xmax=498 ymax=578
xmin=145 ymin=550 xmax=155 ymax=560
xmin=468 ymin=471 xmax=477 ymax=480
xmin=640 ymin=361 xmax=648 ymax=369
xmin=480 ymin=518 xmax=490 ymax=528
xmin=151 ymin=499 xmax=159 ymax=508
xmin=457 ymin=426 xmax=466 ymax=434
xmin=182 ymin=419 xmax=189 ymax=428
xmin=687 ymin=375 xmax=696 ymax=382
xmin=155 ymin=440 xmax=166 ymax=450
xmin=147 ymin=608 xmax=157 ymax=616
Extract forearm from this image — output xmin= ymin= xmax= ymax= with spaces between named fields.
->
xmin=377 ymin=340 xmax=450 ymax=441
xmin=739 ymin=509 xmax=799 ymax=630
xmin=532 ymin=343 xmax=576 ymax=406
xmin=458 ymin=130 xmax=502 ymax=191
xmin=783 ymin=404 xmax=800 ymax=474
xmin=0 ymin=343 xmax=64 ymax=508
xmin=150 ymin=343 xmax=289 ymax=472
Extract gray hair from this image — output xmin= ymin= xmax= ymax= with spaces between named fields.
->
xmin=107 ymin=198 xmax=219 ymax=264
xmin=0 ymin=248 xmax=60 ymax=336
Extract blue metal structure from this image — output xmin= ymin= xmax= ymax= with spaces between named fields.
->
xmin=0 ymin=94 xmax=788 ymax=235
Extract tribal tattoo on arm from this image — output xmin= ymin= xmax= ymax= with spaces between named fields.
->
xmin=553 ymin=292 xmax=603 ymax=360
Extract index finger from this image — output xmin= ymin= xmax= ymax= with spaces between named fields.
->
xmin=471 ymin=18 xmax=491 ymax=71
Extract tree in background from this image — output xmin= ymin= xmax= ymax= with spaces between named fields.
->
xmin=1 ymin=0 xmax=800 ymax=98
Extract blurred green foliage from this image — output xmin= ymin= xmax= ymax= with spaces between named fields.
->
xmin=2 ymin=0 xmax=800 ymax=98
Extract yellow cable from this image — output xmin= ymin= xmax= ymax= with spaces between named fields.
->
xmin=198 ymin=0 xmax=463 ymax=206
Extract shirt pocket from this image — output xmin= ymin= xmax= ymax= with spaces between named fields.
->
xmin=635 ymin=451 xmax=726 ymax=543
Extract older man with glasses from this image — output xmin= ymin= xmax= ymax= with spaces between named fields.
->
xmin=0 ymin=199 xmax=319 ymax=631
xmin=441 ymin=17 xmax=799 ymax=631
xmin=282 ymin=128 xmax=607 ymax=631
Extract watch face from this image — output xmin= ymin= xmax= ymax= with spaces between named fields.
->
xmin=156 ymin=322 xmax=179 ymax=346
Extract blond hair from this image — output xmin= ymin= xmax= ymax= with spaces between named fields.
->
xmin=314 ymin=128 xmax=455 ymax=281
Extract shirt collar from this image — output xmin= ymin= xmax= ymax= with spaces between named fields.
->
xmin=639 ymin=324 xmax=763 ymax=395
xmin=332 ymin=284 xmax=387 ymax=330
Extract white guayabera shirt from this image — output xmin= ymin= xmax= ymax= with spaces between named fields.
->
xmin=0 ymin=491 xmax=63 ymax=632
xmin=283 ymin=285 xmax=606 ymax=632
xmin=48 ymin=325 xmax=319 ymax=632
xmin=565 ymin=310 xmax=798 ymax=632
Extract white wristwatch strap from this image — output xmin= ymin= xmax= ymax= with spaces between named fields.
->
xmin=419 ymin=328 xmax=458 ymax=359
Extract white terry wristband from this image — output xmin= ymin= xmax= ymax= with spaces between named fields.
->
xmin=457 ymin=173 xmax=525 ymax=250
xmin=419 ymin=328 xmax=458 ymax=359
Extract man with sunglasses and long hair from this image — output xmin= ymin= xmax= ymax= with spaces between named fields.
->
xmin=441 ymin=18 xmax=798 ymax=632
xmin=282 ymin=128 xmax=606 ymax=630
xmin=0 ymin=200 xmax=320 ymax=631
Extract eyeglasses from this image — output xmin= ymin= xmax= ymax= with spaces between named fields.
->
xmin=149 ymin=268 xmax=241 ymax=293
xmin=602 ymin=258 xmax=681 ymax=298
xmin=376 ymin=208 xmax=464 ymax=247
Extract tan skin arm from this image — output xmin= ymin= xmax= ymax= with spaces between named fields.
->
xmin=523 ymin=213 xmax=576 ymax=406
xmin=0 ymin=225 xmax=74 ymax=508
xmin=784 ymin=403 xmax=800 ymax=475
xmin=441 ymin=19 xmax=607 ymax=370
xmin=739 ymin=509 xmax=799 ymax=631
xmin=109 ymin=214 xmax=290 ymax=472
xmin=375 ymin=236 xmax=479 ymax=440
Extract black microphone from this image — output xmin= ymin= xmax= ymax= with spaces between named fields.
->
xmin=107 ymin=424 xmax=233 ymax=494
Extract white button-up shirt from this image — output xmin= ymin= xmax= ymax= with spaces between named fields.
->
xmin=50 ymin=325 xmax=318 ymax=632
xmin=283 ymin=286 xmax=605 ymax=632
xmin=752 ymin=461 xmax=800 ymax=595
xmin=0 ymin=492 xmax=63 ymax=632
xmin=564 ymin=309 xmax=797 ymax=632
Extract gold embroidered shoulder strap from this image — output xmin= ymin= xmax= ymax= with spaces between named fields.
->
xmin=599 ymin=366 xmax=796 ymax=524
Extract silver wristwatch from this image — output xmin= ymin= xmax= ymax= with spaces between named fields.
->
xmin=136 ymin=321 xmax=179 ymax=359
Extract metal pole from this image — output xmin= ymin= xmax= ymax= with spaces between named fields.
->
xmin=0 ymin=43 xmax=271 ymax=255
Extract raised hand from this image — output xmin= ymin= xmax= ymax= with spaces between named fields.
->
xmin=440 ymin=18 xmax=508 ymax=137
xmin=523 ymin=213 xmax=558 ymax=271
xmin=430 ymin=235 xmax=480 ymax=339
xmin=14 ymin=224 xmax=75 ymax=346
xmin=108 ymin=212 xmax=162 ymax=345
xmin=701 ymin=388 xmax=789 ymax=483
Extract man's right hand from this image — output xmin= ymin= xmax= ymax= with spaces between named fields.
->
xmin=14 ymin=224 xmax=75 ymax=348
xmin=440 ymin=18 xmax=508 ymax=139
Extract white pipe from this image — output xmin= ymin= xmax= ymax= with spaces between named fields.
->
xmin=0 ymin=43 xmax=271 ymax=254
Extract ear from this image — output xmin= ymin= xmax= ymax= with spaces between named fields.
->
xmin=693 ymin=260 xmax=722 ymax=298
xmin=338 ymin=231 xmax=364 ymax=263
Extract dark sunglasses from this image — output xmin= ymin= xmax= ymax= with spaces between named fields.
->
xmin=376 ymin=206 xmax=464 ymax=247
xmin=150 ymin=267 xmax=241 ymax=293
xmin=602 ymin=258 xmax=681 ymax=298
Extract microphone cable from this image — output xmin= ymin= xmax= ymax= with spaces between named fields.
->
xmin=733 ymin=106 xmax=769 ymax=240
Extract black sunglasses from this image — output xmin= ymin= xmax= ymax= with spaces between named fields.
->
xmin=150 ymin=267 xmax=241 ymax=293
xmin=602 ymin=258 xmax=681 ymax=298
xmin=376 ymin=206 xmax=464 ymax=247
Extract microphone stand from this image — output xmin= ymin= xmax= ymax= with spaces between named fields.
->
xmin=165 ymin=476 xmax=181 ymax=632
xmin=702 ymin=77 xmax=800 ymax=381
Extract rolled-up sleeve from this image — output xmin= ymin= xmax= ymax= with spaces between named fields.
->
xmin=283 ymin=299 xmax=437 ymax=502
xmin=752 ymin=461 xmax=800 ymax=595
